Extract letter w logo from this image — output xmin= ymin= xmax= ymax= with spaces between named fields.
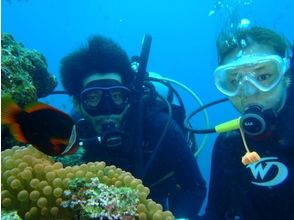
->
xmin=247 ymin=157 xmax=288 ymax=187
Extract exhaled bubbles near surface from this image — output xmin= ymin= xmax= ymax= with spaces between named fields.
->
xmin=208 ymin=0 xmax=253 ymax=32
xmin=209 ymin=0 xmax=254 ymax=50
xmin=208 ymin=0 xmax=253 ymax=17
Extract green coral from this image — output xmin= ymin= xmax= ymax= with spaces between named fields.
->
xmin=1 ymin=210 xmax=21 ymax=220
xmin=62 ymin=177 xmax=139 ymax=220
xmin=54 ymin=145 xmax=86 ymax=166
xmin=1 ymin=33 xmax=57 ymax=106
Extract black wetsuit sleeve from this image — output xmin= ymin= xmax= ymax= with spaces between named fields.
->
xmin=203 ymin=135 xmax=229 ymax=220
xmin=203 ymin=133 xmax=242 ymax=220
xmin=144 ymin=112 xmax=206 ymax=219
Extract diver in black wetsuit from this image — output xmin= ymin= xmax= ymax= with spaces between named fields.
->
xmin=59 ymin=35 xmax=206 ymax=219
xmin=200 ymin=26 xmax=294 ymax=220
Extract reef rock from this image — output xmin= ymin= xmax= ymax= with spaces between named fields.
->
xmin=1 ymin=33 xmax=57 ymax=106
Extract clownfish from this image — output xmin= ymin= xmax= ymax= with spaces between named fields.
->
xmin=1 ymin=97 xmax=79 ymax=156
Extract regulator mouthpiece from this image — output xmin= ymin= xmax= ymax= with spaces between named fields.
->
xmin=240 ymin=105 xmax=266 ymax=136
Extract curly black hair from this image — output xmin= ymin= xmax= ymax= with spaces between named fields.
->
xmin=60 ymin=35 xmax=135 ymax=100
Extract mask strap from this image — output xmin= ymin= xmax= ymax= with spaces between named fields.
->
xmin=239 ymin=124 xmax=261 ymax=165
xmin=285 ymin=43 xmax=293 ymax=59
xmin=283 ymin=44 xmax=293 ymax=72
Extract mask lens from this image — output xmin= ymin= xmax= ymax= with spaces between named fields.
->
xmin=80 ymin=86 xmax=130 ymax=116
xmin=81 ymin=89 xmax=103 ymax=109
xmin=110 ymin=88 xmax=129 ymax=105
xmin=215 ymin=55 xmax=285 ymax=96
xmin=252 ymin=60 xmax=281 ymax=88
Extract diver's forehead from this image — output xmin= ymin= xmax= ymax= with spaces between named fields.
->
xmin=222 ymin=43 xmax=277 ymax=65
xmin=82 ymin=73 xmax=122 ymax=87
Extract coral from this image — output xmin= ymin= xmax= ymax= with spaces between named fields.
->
xmin=1 ymin=33 xmax=57 ymax=106
xmin=1 ymin=145 xmax=175 ymax=220
xmin=1 ymin=210 xmax=21 ymax=220
xmin=54 ymin=145 xmax=86 ymax=166
xmin=1 ymin=146 xmax=71 ymax=220
xmin=61 ymin=177 xmax=139 ymax=219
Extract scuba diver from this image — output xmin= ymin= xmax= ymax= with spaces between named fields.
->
xmin=189 ymin=26 xmax=294 ymax=220
xmin=59 ymin=34 xmax=206 ymax=219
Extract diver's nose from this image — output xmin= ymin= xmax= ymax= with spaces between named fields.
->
xmin=104 ymin=98 xmax=113 ymax=114
xmin=238 ymin=81 xmax=258 ymax=97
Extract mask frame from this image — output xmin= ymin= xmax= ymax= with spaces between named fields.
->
xmin=80 ymin=85 xmax=131 ymax=116
xmin=214 ymin=55 xmax=290 ymax=96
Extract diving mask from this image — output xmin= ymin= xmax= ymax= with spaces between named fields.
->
xmin=80 ymin=79 xmax=131 ymax=116
xmin=214 ymin=55 xmax=290 ymax=96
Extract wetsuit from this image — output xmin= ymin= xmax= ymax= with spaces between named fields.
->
xmin=202 ymin=85 xmax=294 ymax=220
xmin=79 ymin=109 xmax=206 ymax=219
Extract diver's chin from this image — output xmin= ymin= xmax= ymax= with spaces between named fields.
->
xmin=243 ymin=103 xmax=264 ymax=111
xmin=92 ymin=116 xmax=120 ymax=133
xmin=87 ymin=105 xmax=130 ymax=134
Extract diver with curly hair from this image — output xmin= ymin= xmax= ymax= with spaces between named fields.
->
xmin=60 ymin=35 xmax=206 ymax=219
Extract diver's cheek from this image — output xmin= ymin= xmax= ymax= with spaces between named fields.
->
xmin=92 ymin=116 xmax=111 ymax=133
xmin=261 ymin=86 xmax=287 ymax=112
xmin=229 ymin=96 xmax=243 ymax=113
xmin=229 ymin=93 xmax=254 ymax=113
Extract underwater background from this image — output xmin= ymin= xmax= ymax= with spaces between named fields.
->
xmin=2 ymin=0 xmax=294 ymax=212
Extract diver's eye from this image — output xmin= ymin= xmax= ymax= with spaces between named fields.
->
xmin=230 ymin=78 xmax=238 ymax=85
xmin=111 ymin=92 xmax=124 ymax=103
xmin=231 ymin=79 xmax=237 ymax=84
xmin=256 ymin=73 xmax=272 ymax=81
xmin=227 ymin=72 xmax=240 ymax=86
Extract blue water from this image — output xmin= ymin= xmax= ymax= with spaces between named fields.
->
xmin=2 ymin=0 xmax=294 ymax=214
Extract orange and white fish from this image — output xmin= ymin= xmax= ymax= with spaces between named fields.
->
xmin=1 ymin=97 xmax=79 ymax=156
